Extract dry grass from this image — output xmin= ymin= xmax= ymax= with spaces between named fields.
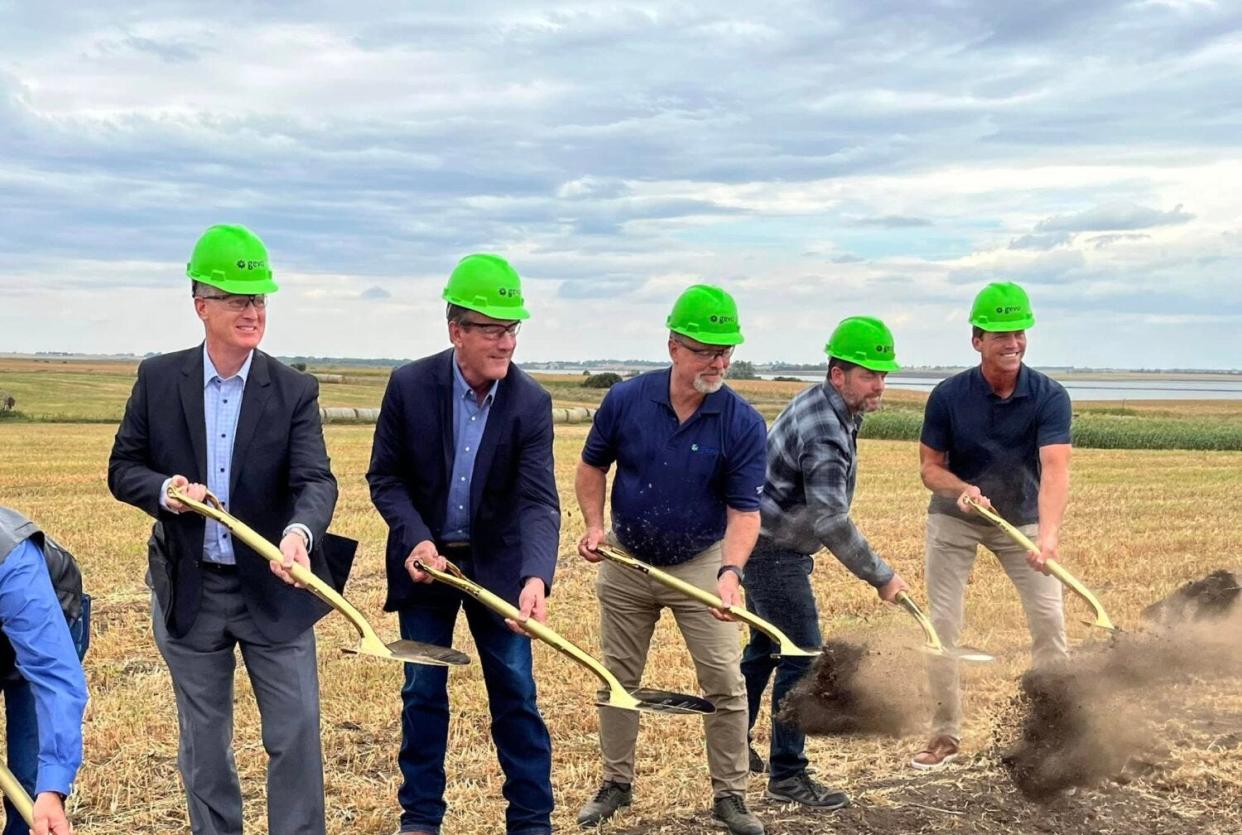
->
xmin=1 ymin=424 xmax=1240 ymax=833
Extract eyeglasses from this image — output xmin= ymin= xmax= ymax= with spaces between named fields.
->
xmin=197 ymin=293 xmax=267 ymax=311
xmin=673 ymin=338 xmax=733 ymax=362
xmin=457 ymin=319 xmax=521 ymax=339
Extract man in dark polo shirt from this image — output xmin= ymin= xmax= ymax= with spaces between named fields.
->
xmin=575 ymin=285 xmax=768 ymax=835
xmin=912 ymin=281 xmax=1072 ymax=770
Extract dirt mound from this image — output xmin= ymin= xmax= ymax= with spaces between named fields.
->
xmin=1142 ymin=568 xmax=1240 ymax=625
xmin=776 ymin=639 xmax=921 ymax=737
xmin=1002 ymin=568 xmax=1242 ymax=801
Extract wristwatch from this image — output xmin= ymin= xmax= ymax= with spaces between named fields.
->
xmin=717 ymin=564 xmax=745 ymax=584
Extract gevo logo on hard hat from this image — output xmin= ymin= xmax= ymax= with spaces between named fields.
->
xmin=996 ymin=305 xmax=1022 ymax=315
xmin=235 ymin=259 xmax=267 ymax=271
xmin=708 ymin=314 xmax=736 ymax=324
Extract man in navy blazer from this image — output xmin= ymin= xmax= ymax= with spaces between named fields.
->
xmin=367 ymin=253 xmax=560 ymax=835
xmin=109 ymin=224 xmax=340 ymax=835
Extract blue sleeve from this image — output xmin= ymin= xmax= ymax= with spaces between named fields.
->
xmin=1036 ymin=383 xmax=1073 ymax=447
xmin=517 ymin=389 xmax=561 ymax=593
xmin=920 ymin=383 xmax=952 ymax=451
xmin=0 ymin=539 xmax=87 ymax=796
xmin=724 ymin=410 xmax=767 ymax=512
xmin=581 ymin=387 xmax=620 ymax=469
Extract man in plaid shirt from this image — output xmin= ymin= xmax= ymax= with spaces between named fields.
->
xmin=741 ymin=316 xmax=909 ymax=809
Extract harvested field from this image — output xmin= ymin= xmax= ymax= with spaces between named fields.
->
xmin=1 ymin=422 xmax=1240 ymax=833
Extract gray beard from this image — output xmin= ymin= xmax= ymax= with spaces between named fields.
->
xmin=693 ymin=375 xmax=724 ymax=395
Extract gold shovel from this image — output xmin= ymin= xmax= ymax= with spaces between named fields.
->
xmin=895 ymin=591 xmax=995 ymax=663
xmin=965 ymin=497 xmax=1117 ymax=632
xmin=169 ymin=486 xmax=469 ymax=666
xmin=413 ymin=558 xmax=716 ymax=715
xmin=594 ymin=544 xmax=818 ymax=659
xmin=0 ymin=762 xmax=33 ymax=828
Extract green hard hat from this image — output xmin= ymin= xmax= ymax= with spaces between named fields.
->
xmin=969 ymin=281 xmax=1035 ymax=332
xmin=666 ymin=284 xmax=744 ymax=346
xmin=443 ymin=254 xmax=530 ymax=320
xmin=824 ymin=316 xmax=900 ymax=372
xmin=186 ymin=224 xmax=278 ymax=294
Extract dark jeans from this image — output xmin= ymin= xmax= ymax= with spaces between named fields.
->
xmin=740 ymin=547 xmax=821 ymax=781
xmin=397 ymin=582 xmax=552 ymax=835
xmin=3 ymin=594 xmax=90 ymax=835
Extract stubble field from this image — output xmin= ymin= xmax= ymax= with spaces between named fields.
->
xmin=2 ymin=412 xmax=1241 ymax=833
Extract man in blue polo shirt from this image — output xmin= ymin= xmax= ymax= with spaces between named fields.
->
xmin=912 ymin=281 xmax=1071 ymax=770
xmin=575 ymin=285 xmax=767 ymax=835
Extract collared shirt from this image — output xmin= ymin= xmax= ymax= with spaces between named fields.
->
xmin=442 ymin=353 xmax=499 ymax=542
xmin=582 ymin=368 xmax=766 ymax=566
xmin=921 ymin=364 xmax=1072 ymax=526
xmin=758 ymin=381 xmax=894 ymax=587
xmin=201 ymin=346 xmax=253 ymax=565
xmin=0 ymin=538 xmax=88 ymax=796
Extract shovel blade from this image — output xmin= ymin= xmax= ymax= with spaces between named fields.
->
xmin=597 ymin=688 xmax=717 ymax=715
xmin=771 ymin=645 xmax=820 ymax=659
xmin=344 ymin=638 xmax=470 ymax=666
xmin=920 ymin=644 xmax=995 ymax=663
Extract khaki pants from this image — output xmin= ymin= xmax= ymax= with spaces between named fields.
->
xmin=925 ymin=513 xmax=1068 ymax=739
xmin=595 ymin=539 xmax=748 ymax=797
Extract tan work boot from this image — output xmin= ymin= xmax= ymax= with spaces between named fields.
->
xmin=911 ymin=735 xmax=960 ymax=770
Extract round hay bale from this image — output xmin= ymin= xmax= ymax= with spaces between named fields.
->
xmin=313 ymin=373 xmax=344 ymax=384
xmin=320 ymin=407 xmax=359 ymax=423
xmin=0 ymin=390 xmax=14 ymax=412
xmin=565 ymin=407 xmax=594 ymax=424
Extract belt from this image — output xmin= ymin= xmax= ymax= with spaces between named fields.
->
xmin=441 ymin=541 xmax=472 ymax=551
xmin=199 ymin=561 xmax=238 ymax=574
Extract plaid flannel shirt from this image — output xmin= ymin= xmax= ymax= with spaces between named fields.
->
xmin=758 ymin=381 xmax=894 ymax=588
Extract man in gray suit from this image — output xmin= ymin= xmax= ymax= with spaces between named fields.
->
xmin=109 ymin=224 xmax=339 ymax=835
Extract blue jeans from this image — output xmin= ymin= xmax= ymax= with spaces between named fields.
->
xmin=3 ymin=595 xmax=90 ymax=835
xmin=397 ymin=588 xmax=552 ymax=835
xmin=740 ymin=548 xmax=822 ymax=781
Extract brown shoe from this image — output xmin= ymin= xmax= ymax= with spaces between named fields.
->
xmin=911 ymin=735 xmax=960 ymax=770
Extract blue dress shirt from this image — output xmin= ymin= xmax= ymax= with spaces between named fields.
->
xmin=0 ymin=538 xmax=87 ymax=796
xmin=202 ymin=347 xmax=252 ymax=564
xmin=442 ymin=354 xmax=499 ymax=543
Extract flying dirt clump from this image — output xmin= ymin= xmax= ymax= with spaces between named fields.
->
xmin=1002 ymin=569 xmax=1242 ymax=801
xmin=777 ymin=639 xmax=924 ymax=737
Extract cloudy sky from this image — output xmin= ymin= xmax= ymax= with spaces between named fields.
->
xmin=2 ymin=1 xmax=1240 ymax=368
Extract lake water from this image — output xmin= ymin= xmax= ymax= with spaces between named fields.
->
xmin=763 ymin=373 xmax=1242 ymax=401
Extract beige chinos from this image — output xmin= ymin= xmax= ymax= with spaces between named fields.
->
xmin=595 ymin=538 xmax=748 ymax=797
xmin=925 ymin=513 xmax=1068 ymax=739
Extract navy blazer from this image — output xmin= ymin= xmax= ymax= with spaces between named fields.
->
xmin=108 ymin=346 xmax=342 ymax=643
xmin=367 ymin=349 xmax=560 ymax=611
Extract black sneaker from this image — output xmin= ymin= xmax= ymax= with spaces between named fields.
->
xmin=765 ymin=771 xmax=850 ymax=809
xmin=711 ymin=794 xmax=764 ymax=835
xmin=748 ymin=744 xmax=767 ymax=775
xmin=576 ymin=781 xmax=632 ymax=827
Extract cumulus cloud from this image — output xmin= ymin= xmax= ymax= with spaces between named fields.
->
xmin=0 ymin=1 xmax=1239 ymax=368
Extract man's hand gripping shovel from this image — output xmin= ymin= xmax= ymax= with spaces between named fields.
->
xmin=593 ymin=544 xmax=818 ymax=659
xmin=964 ymin=496 xmax=1117 ymax=632
xmin=168 ymin=485 xmax=469 ymax=666
xmin=412 ymin=557 xmax=715 ymax=715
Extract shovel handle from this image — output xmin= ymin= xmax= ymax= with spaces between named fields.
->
xmin=964 ymin=498 xmax=1116 ymax=631
xmin=167 ymin=486 xmax=384 ymax=645
xmin=595 ymin=545 xmax=817 ymax=657
xmin=413 ymin=560 xmax=641 ymax=710
xmin=895 ymin=591 xmax=946 ymax=654
xmin=0 ymin=761 xmax=34 ymax=826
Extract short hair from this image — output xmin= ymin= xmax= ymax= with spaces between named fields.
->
xmin=828 ymin=356 xmax=860 ymax=374
xmin=446 ymin=303 xmax=470 ymax=323
xmin=191 ymin=280 xmax=202 ymax=297
xmin=972 ymin=325 xmax=985 ymax=340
